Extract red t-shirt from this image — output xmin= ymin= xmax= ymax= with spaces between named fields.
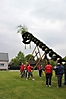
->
xmin=20 ymin=65 xmax=25 ymax=71
xmin=25 ymin=65 xmax=28 ymax=70
xmin=45 ymin=64 xmax=53 ymax=74
xmin=27 ymin=65 xmax=32 ymax=72
xmin=37 ymin=65 xmax=41 ymax=70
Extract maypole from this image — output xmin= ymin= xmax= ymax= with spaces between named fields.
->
xmin=17 ymin=25 xmax=66 ymax=71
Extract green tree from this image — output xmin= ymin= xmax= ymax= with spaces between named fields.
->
xmin=63 ymin=56 xmax=66 ymax=61
xmin=25 ymin=54 xmax=34 ymax=62
xmin=11 ymin=58 xmax=18 ymax=67
xmin=50 ymin=60 xmax=56 ymax=67
xmin=16 ymin=51 xmax=26 ymax=64
xmin=10 ymin=51 xmax=26 ymax=69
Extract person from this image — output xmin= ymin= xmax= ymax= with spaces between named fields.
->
xmin=26 ymin=64 xmax=35 ymax=80
xmin=20 ymin=63 xmax=25 ymax=78
xmin=37 ymin=64 xmax=43 ymax=78
xmin=24 ymin=62 xmax=29 ymax=78
xmin=45 ymin=61 xmax=53 ymax=87
xmin=55 ymin=62 xmax=64 ymax=88
xmin=62 ymin=62 xmax=66 ymax=85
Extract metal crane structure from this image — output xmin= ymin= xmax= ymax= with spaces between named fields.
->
xmin=22 ymin=32 xmax=66 ymax=68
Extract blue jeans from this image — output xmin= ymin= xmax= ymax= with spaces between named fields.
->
xmin=46 ymin=73 xmax=52 ymax=86
xmin=28 ymin=72 xmax=33 ymax=77
xmin=57 ymin=75 xmax=63 ymax=87
xmin=25 ymin=70 xmax=28 ymax=78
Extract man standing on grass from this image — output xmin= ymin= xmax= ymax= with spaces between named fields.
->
xmin=20 ymin=63 xmax=25 ymax=78
xmin=55 ymin=62 xmax=64 ymax=88
xmin=45 ymin=61 xmax=53 ymax=87
xmin=26 ymin=64 xmax=35 ymax=80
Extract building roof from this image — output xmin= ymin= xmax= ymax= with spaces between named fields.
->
xmin=0 ymin=53 xmax=9 ymax=62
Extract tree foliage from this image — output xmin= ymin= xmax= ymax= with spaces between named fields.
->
xmin=17 ymin=24 xmax=28 ymax=35
xmin=50 ymin=59 xmax=56 ymax=67
xmin=25 ymin=54 xmax=34 ymax=62
xmin=9 ymin=51 xmax=35 ymax=69
xmin=10 ymin=51 xmax=26 ymax=69
xmin=63 ymin=56 xmax=66 ymax=61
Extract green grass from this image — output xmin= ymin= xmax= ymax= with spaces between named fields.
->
xmin=0 ymin=70 xmax=66 ymax=99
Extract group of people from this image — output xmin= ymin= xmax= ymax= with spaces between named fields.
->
xmin=20 ymin=61 xmax=66 ymax=88
xmin=20 ymin=62 xmax=35 ymax=80
xmin=44 ymin=61 xmax=66 ymax=88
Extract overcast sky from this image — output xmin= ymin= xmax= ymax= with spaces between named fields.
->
xmin=0 ymin=0 xmax=66 ymax=61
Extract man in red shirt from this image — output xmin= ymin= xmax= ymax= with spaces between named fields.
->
xmin=20 ymin=63 xmax=25 ymax=78
xmin=45 ymin=61 xmax=53 ymax=87
xmin=26 ymin=64 xmax=35 ymax=80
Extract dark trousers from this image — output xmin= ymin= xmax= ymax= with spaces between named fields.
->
xmin=38 ymin=70 xmax=42 ymax=77
xmin=20 ymin=70 xmax=25 ymax=78
xmin=57 ymin=75 xmax=63 ymax=87
xmin=64 ymin=73 xmax=66 ymax=85
xmin=46 ymin=73 xmax=52 ymax=85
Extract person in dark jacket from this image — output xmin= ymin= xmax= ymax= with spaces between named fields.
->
xmin=63 ymin=62 xmax=66 ymax=85
xmin=55 ymin=63 xmax=64 ymax=88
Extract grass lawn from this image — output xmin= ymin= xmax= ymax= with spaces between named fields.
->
xmin=0 ymin=70 xmax=66 ymax=99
